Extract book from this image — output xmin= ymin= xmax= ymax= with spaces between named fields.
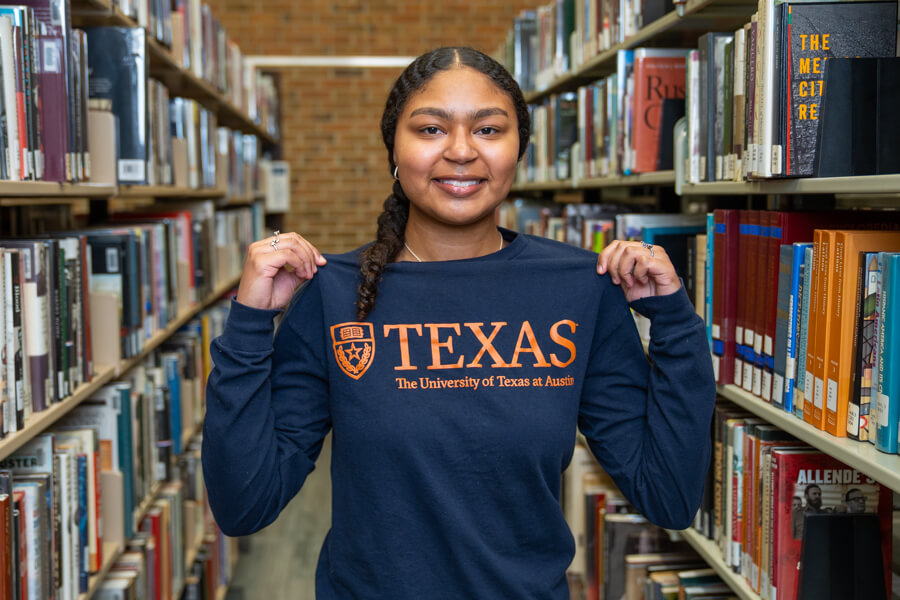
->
xmin=824 ymin=231 xmax=900 ymax=437
xmin=771 ymin=448 xmax=892 ymax=600
xmin=783 ymin=1 xmax=898 ymax=176
xmin=712 ymin=209 xmax=739 ymax=385
xmin=848 ymin=252 xmax=880 ymax=441
xmin=784 ymin=243 xmax=811 ymax=414
xmin=794 ymin=246 xmax=814 ymax=419
xmin=630 ymin=48 xmax=689 ymax=173
xmin=83 ymin=27 xmax=148 ymax=184
xmin=874 ymin=252 xmax=900 ymax=453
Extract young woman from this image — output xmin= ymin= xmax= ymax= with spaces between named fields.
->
xmin=202 ymin=47 xmax=716 ymax=599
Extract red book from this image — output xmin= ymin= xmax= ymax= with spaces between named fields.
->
xmin=712 ymin=209 xmax=740 ymax=385
xmin=631 ymin=48 xmax=689 ymax=173
xmin=737 ymin=210 xmax=759 ymax=391
xmin=771 ymin=449 xmax=892 ymax=600
xmin=0 ymin=493 xmax=10 ymax=600
xmin=12 ymin=491 xmax=26 ymax=600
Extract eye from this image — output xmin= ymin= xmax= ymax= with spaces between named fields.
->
xmin=420 ymin=126 xmax=442 ymax=135
xmin=476 ymin=126 xmax=499 ymax=135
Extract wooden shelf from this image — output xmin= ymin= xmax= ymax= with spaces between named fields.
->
xmin=680 ymin=173 xmax=900 ymax=195
xmin=71 ymin=0 xmax=277 ymax=145
xmin=718 ymin=384 xmax=900 ymax=494
xmin=672 ymin=528 xmax=759 ymax=600
xmin=0 ymin=276 xmax=240 ymax=462
xmin=0 ymin=366 xmax=119 ymax=460
xmin=79 ymin=541 xmax=125 ymax=600
xmin=0 ymin=181 xmax=116 ymax=198
xmin=511 ymin=170 xmax=676 ymax=192
xmin=118 ymin=185 xmax=228 ymax=199
xmin=524 ymin=0 xmax=756 ymax=103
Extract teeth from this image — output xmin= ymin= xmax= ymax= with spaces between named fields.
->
xmin=439 ymin=179 xmax=480 ymax=187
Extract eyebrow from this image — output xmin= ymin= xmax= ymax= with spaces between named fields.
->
xmin=408 ymin=107 xmax=509 ymax=120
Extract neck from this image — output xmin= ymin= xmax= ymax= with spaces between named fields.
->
xmin=401 ymin=215 xmax=503 ymax=262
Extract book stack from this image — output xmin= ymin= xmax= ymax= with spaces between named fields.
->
xmin=0 ymin=202 xmax=262 ymax=439
xmin=692 ymin=400 xmax=893 ymax=600
xmin=684 ymin=1 xmax=898 ymax=183
xmin=0 ymin=298 xmax=235 ymax=598
xmin=706 ymin=208 xmax=900 ymax=449
xmin=516 ymin=47 xmax=689 ymax=185
xmin=499 ymin=0 xmax=676 ymax=93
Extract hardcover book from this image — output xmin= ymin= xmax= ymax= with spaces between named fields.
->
xmin=630 ymin=48 xmax=689 ymax=173
xmin=770 ymin=448 xmax=892 ymax=600
xmin=783 ymin=1 xmax=898 ymax=176
xmin=83 ymin=27 xmax=148 ymax=184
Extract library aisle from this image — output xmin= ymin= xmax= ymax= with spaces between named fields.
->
xmin=226 ymin=435 xmax=333 ymax=599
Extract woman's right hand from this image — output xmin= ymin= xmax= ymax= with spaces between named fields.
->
xmin=235 ymin=231 xmax=327 ymax=311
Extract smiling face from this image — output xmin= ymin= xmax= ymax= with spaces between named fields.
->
xmin=392 ymin=66 xmax=520 ymax=229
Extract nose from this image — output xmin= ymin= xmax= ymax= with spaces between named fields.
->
xmin=443 ymin=126 xmax=477 ymax=163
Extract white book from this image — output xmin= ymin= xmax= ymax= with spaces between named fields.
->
xmin=55 ymin=447 xmax=79 ymax=600
xmin=0 ymin=15 xmax=21 ymax=180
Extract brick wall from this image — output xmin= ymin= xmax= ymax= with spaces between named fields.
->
xmin=208 ymin=0 xmax=535 ymax=252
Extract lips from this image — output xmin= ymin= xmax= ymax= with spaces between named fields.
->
xmin=432 ymin=177 xmax=488 ymax=196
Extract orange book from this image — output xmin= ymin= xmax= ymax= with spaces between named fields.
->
xmin=631 ymin=48 xmax=689 ymax=173
xmin=806 ymin=230 xmax=837 ymax=430
xmin=824 ymin=230 xmax=900 ymax=436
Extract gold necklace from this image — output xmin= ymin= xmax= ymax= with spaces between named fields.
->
xmin=404 ymin=231 xmax=504 ymax=263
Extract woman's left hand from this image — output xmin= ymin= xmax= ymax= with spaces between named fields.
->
xmin=597 ymin=240 xmax=681 ymax=302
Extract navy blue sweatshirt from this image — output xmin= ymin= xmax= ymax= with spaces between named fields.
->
xmin=202 ymin=229 xmax=716 ymax=600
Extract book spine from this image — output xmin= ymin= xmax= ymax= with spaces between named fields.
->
xmin=772 ymin=244 xmax=792 ymax=409
xmin=847 ymin=250 xmax=870 ymax=439
xmin=875 ymin=252 xmax=899 ymax=453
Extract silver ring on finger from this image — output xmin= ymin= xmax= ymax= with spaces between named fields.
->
xmin=271 ymin=240 xmax=278 ymax=251
xmin=641 ymin=240 xmax=654 ymax=258
xmin=273 ymin=230 xmax=280 ymax=243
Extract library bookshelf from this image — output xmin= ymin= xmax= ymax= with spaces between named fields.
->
xmin=511 ymin=170 xmax=676 ymax=192
xmin=500 ymin=0 xmax=900 ymax=598
xmin=0 ymin=274 xmax=239 ymax=462
xmin=670 ymin=528 xmax=758 ymax=600
xmin=70 ymin=0 xmax=276 ymax=145
xmin=680 ymin=173 xmax=900 ymax=196
xmin=524 ymin=0 xmax=758 ymax=102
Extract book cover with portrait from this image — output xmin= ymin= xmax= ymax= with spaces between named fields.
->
xmin=770 ymin=448 xmax=892 ymax=600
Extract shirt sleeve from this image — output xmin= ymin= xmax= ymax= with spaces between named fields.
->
xmin=202 ymin=288 xmax=332 ymax=537
xmin=577 ymin=284 xmax=716 ymax=530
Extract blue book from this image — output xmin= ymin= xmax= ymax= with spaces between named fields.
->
xmin=875 ymin=252 xmax=900 ymax=454
xmin=794 ymin=246 xmax=814 ymax=420
xmin=784 ymin=243 xmax=812 ymax=413
xmin=773 ymin=245 xmax=793 ymax=409
xmin=163 ymin=353 xmax=183 ymax=455
xmin=76 ymin=454 xmax=88 ymax=592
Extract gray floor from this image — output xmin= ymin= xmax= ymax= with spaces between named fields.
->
xmin=224 ymin=434 xmax=332 ymax=600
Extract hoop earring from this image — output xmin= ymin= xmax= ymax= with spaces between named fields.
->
xmin=392 ymin=166 xmax=399 ymax=180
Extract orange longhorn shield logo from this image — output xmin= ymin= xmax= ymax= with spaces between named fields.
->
xmin=330 ymin=322 xmax=375 ymax=380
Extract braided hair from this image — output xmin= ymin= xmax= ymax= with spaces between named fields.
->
xmin=356 ymin=47 xmax=531 ymax=321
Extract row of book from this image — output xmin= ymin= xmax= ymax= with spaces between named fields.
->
xmin=101 ymin=0 xmax=278 ymax=138
xmin=508 ymin=202 xmax=900 ymax=449
xmin=686 ymin=1 xmax=898 ymax=183
xmin=0 ymin=0 xmax=279 ymax=185
xmin=499 ymin=0 xmax=676 ymax=94
xmin=562 ymin=442 xmax=740 ymax=599
xmin=0 ymin=201 xmax=263 ymax=438
xmin=0 ymin=297 xmax=233 ymax=599
xmin=692 ymin=399 xmax=893 ymax=600
xmin=708 ymin=210 xmax=900 ymax=450
xmin=90 ymin=27 xmax=264 ymax=188
xmin=516 ymin=47 xmax=688 ymax=184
